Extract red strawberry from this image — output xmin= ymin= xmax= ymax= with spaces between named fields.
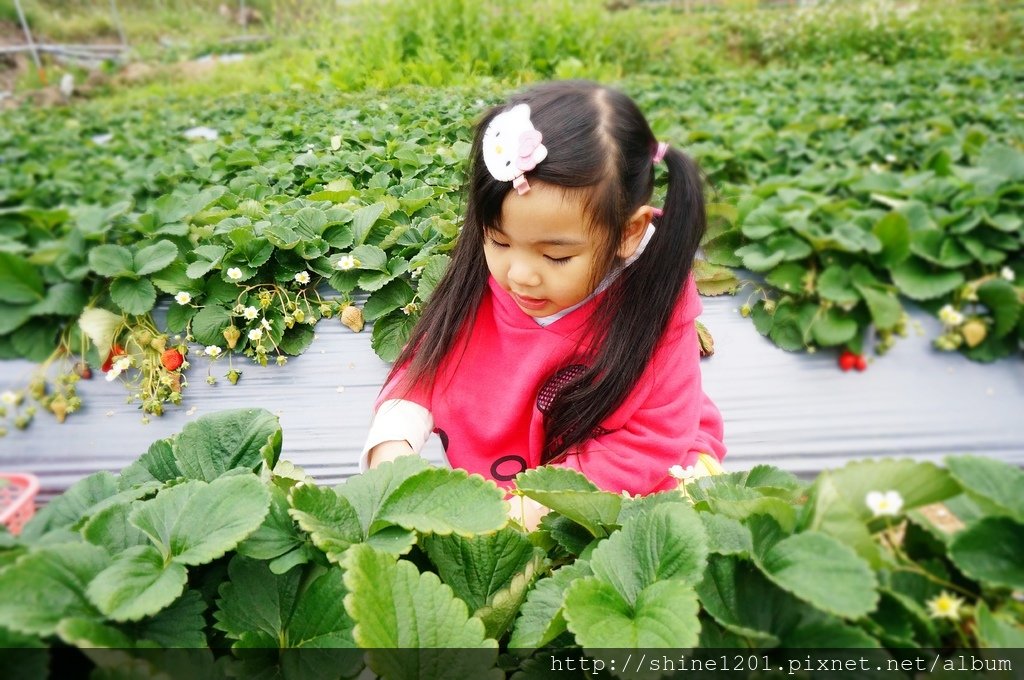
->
xmin=101 ymin=344 xmax=125 ymax=372
xmin=161 ymin=348 xmax=184 ymax=372
xmin=854 ymin=354 xmax=867 ymax=371
xmin=838 ymin=351 xmax=856 ymax=372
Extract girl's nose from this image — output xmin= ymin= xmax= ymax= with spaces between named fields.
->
xmin=507 ymin=258 xmax=541 ymax=288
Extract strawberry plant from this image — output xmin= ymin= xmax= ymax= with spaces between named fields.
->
xmin=2 ymin=57 xmax=1021 ymax=431
xmin=0 ymin=408 xmax=1021 ymax=676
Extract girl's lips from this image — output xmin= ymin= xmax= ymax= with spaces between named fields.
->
xmin=511 ymin=291 xmax=549 ymax=310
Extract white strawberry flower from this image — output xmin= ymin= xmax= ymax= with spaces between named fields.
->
xmin=884 ymin=153 xmax=897 ymax=163
xmin=1001 ymin=266 xmax=1016 ymax=282
xmin=248 ymin=328 xmax=263 ymax=341
xmin=106 ymin=356 xmax=132 ymax=382
xmin=174 ymin=291 xmax=192 ymax=305
xmin=668 ymin=464 xmax=697 ymax=481
xmin=260 ymin=318 xmax=272 ymax=330
xmin=401 ymin=302 xmax=420 ymax=316
xmin=938 ymin=304 xmax=964 ymax=326
xmin=865 ymin=490 xmax=904 ymax=517
xmin=294 ymin=270 xmax=310 ymax=285
xmin=204 ymin=345 xmax=222 ymax=357
xmin=243 ymin=306 xmax=259 ymax=320
xmin=1 ymin=391 xmax=17 ymax=405
xmin=336 ymin=255 xmax=358 ymax=271
xmin=226 ymin=267 xmax=243 ymax=281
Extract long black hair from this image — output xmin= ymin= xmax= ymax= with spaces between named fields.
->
xmin=386 ymin=80 xmax=707 ymax=464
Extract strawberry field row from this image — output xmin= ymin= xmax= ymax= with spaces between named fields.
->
xmin=0 ymin=57 xmax=1021 ymax=431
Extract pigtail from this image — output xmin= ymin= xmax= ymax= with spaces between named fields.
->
xmin=541 ymin=145 xmax=707 ymax=465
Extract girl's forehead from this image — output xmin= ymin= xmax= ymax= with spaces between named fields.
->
xmin=497 ymin=182 xmax=595 ymax=242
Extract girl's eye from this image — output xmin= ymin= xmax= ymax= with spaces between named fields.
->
xmin=545 ymin=255 xmax=573 ymax=265
xmin=486 ymin=236 xmax=509 ymax=248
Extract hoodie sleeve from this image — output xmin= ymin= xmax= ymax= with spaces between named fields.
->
xmin=552 ymin=278 xmax=726 ymax=495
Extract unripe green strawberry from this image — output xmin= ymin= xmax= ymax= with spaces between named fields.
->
xmin=960 ymin=319 xmax=987 ymax=348
xmin=223 ymin=325 xmax=241 ymax=349
xmin=340 ymin=305 xmax=364 ymax=332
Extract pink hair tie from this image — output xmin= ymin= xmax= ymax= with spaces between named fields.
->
xmin=651 ymin=207 xmax=664 ymax=218
xmin=653 ymin=141 xmax=669 ymax=164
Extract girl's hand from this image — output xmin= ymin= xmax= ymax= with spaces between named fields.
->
xmin=367 ymin=440 xmax=416 ymax=469
xmin=508 ymin=495 xmax=550 ymax=532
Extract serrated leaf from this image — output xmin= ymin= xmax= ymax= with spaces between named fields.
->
xmin=335 ymin=456 xmax=432 ymax=537
xmin=288 ymin=483 xmax=363 ymax=563
xmin=811 ymin=306 xmax=858 ymax=346
xmin=688 ymin=481 xmax=797 ymax=533
xmin=976 ymin=279 xmax=1020 ymax=339
xmin=87 ymin=544 xmax=189 ymax=622
xmin=872 ymin=212 xmax=911 ymax=267
xmin=189 ymin=305 xmax=232 ymax=347
xmin=589 ymin=504 xmax=708 ymax=605
xmin=515 ymin=467 xmax=622 ymax=538
xmin=474 ymin=553 xmax=546 ymax=640
xmin=371 ymin=310 xmax=416 ymax=362
xmin=236 ymin=484 xmax=306 ymax=562
xmin=817 ymin=266 xmax=860 ymax=304
xmin=363 ymin=278 xmax=415 ymax=322
xmin=88 ymin=244 xmax=134 ymax=277
xmin=56 ymin=618 xmax=135 ymax=648
xmin=416 ymin=254 xmax=451 ymax=302
xmin=948 ymin=517 xmax=1024 ymax=589
xmin=29 ymin=282 xmax=87 ymax=317
xmin=173 ymin=408 xmax=280 ymax=481
xmin=82 ymin=502 xmax=150 ymax=555
xmin=422 ymin=528 xmax=540 ymax=613
xmin=215 ymin=556 xmax=354 ymax=649
xmin=976 ymin=602 xmax=1024 ymax=648
xmin=351 ymin=203 xmax=388 ymax=245
xmin=701 ymin=513 xmax=753 ymax=556
xmin=563 ymin=577 xmax=700 ymax=648
xmin=131 ymin=589 xmax=208 ymax=647
xmin=130 ymin=474 xmax=271 ymax=566
xmin=342 ymin=544 xmax=500 ymax=679
xmin=110 ymin=276 xmax=157 ymax=315
xmin=757 ymin=531 xmax=878 ymax=619
xmin=509 ymin=561 xmax=592 ymax=649
xmin=803 ymin=458 xmax=960 ymax=525
xmin=735 ymin=242 xmax=786 ymax=272
xmin=134 ymin=240 xmax=179 ymax=276
xmin=0 ymin=543 xmax=110 ymax=636
xmin=945 ymin=455 xmax=1024 ymax=521
xmin=375 ymin=467 xmax=507 ymax=536
xmin=215 ymin=555 xmax=301 ymax=642
xmin=765 ymin=262 xmax=805 ymax=294
xmin=852 ymin=282 xmax=902 ymax=330
xmin=696 ymin=554 xmax=793 ymax=645
xmin=889 ymin=257 xmax=965 ymax=300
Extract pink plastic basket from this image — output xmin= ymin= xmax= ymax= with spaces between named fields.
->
xmin=0 ymin=473 xmax=38 ymax=536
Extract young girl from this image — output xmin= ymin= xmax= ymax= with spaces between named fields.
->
xmin=361 ymin=81 xmax=726 ymax=520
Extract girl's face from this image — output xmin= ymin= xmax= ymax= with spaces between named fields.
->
xmin=485 ymin=182 xmax=648 ymax=318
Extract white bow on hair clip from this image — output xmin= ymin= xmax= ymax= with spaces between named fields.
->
xmin=482 ymin=104 xmax=548 ymax=195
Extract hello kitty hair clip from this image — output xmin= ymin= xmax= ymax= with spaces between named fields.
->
xmin=482 ymin=104 xmax=548 ymax=195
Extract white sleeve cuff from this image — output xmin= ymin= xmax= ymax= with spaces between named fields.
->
xmin=359 ymin=399 xmax=434 ymax=472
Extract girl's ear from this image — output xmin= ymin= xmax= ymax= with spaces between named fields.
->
xmin=617 ymin=205 xmax=655 ymax=260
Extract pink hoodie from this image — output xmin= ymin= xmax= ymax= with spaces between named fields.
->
xmin=377 ymin=274 xmax=726 ymax=496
